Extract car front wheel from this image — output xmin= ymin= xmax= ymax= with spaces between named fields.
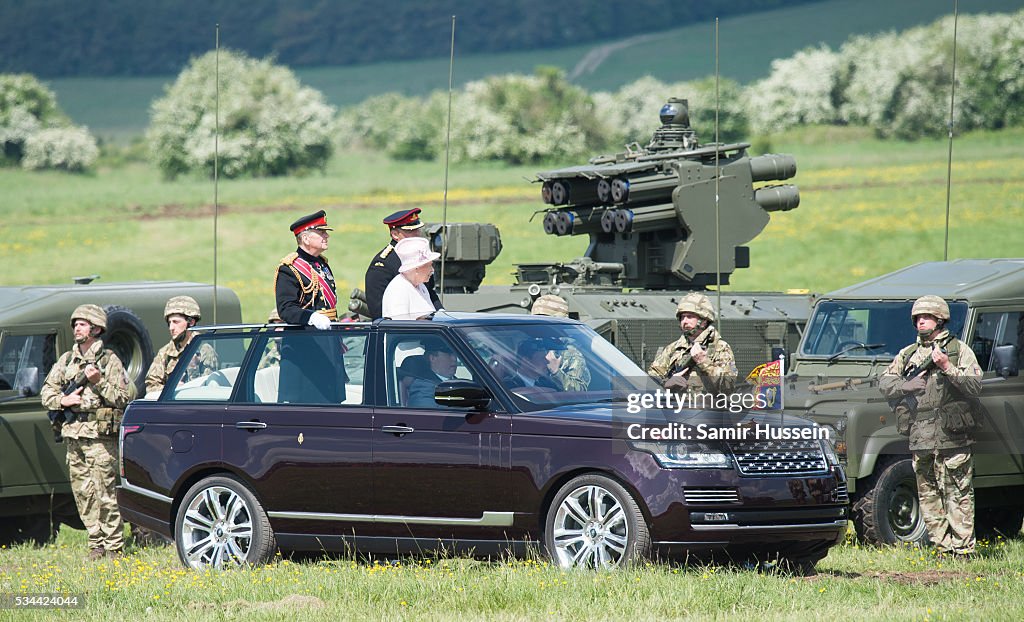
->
xmin=174 ymin=475 xmax=276 ymax=569
xmin=545 ymin=474 xmax=650 ymax=569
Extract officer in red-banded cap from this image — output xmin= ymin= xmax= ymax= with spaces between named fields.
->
xmin=364 ymin=208 xmax=442 ymax=319
xmin=274 ymin=210 xmax=338 ymax=330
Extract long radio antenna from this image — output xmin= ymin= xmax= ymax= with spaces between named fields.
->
xmin=213 ymin=24 xmax=221 ymax=323
xmin=943 ymin=0 xmax=959 ymax=262
xmin=439 ymin=15 xmax=456 ymax=304
xmin=714 ymin=18 xmax=722 ymax=326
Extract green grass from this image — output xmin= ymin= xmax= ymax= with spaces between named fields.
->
xmin=1 ymin=125 xmax=1022 ymax=323
xmin=43 ymin=0 xmax=1024 ymax=141
xmin=2 ymin=528 xmax=1024 ymax=621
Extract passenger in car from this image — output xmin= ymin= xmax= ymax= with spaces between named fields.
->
xmin=406 ymin=338 xmax=459 ymax=408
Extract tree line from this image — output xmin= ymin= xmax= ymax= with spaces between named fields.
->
xmin=0 ymin=0 xmax=821 ymax=77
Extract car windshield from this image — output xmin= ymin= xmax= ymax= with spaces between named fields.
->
xmin=799 ymin=300 xmax=969 ymax=359
xmin=458 ymin=323 xmax=656 ymax=411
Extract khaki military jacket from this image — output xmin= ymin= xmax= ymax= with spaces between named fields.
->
xmin=40 ymin=339 xmax=130 ymax=440
xmin=648 ymin=327 xmax=737 ymax=396
xmin=146 ymin=338 xmax=220 ymax=394
xmin=552 ymin=345 xmax=591 ymax=392
xmin=880 ymin=329 xmax=982 ymax=450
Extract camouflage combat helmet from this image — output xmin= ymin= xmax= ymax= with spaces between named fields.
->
xmin=70 ymin=304 xmax=107 ymax=332
xmin=675 ymin=292 xmax=715 ymax=323
xmin=164 ymin=295 xmax=201 ymax=321
xmin=911 ymin=295 xmax=950 ymax=321
xmin=531 ymin=294 xmax=569 ymax=318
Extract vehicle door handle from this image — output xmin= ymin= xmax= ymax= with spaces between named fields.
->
xmin=381 ymin=425 xmax=415 ymax=436
xmin=235 ymin=421 xmax=268 ymax=431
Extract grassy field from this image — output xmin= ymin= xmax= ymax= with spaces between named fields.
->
xmin=1 ymin=125 xmax=1021 ymax=323
xmin=43 ymin=0 xmax=1024 ymax=140
xmin=2 ymin=527 xmax=1024 ymax=621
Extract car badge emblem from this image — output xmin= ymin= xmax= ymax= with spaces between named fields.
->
xmin=298 ymin=433 xmax=304 ymax=445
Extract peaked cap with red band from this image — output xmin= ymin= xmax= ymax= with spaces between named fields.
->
xmin=383 ymin=208 xmax=424 ymax=230
xmin=290 ymin=210 xmax=333 ymax=235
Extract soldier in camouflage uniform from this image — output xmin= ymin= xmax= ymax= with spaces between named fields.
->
xmin=530 ymin=294 xmax=591 ymax=391
xmin=40 ymin=305 xmax=130 ymax=560
xmin=145 ymin=296 xmax=219 ymax=395
xmin=648 ymin=292 xmax=737 ymax=399
xmin=881 ymin=295 xmax=982 ymax=556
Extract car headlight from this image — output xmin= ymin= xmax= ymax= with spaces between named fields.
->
xmin=632 ymin=441 xmax=731 ymax=469
xmin=819 ymin=437 xmax=840 ymax=467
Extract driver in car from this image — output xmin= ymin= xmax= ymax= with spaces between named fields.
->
xmin=504 ymin=338 xmax=562 ymax=390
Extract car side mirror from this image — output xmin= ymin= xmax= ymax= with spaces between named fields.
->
xmin=14 ymin=367 xmax=40 ymax=397
xmin=435 ymin=380 xmax=491 ymax=410
xmin=992 ymin=344 xmax=1019 ymax=378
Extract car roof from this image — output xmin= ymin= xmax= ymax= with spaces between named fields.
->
xmin=823 ymin=259 xmax=1024 ymax=303
xmin=192 ymin=311 xmax=580 ymax=334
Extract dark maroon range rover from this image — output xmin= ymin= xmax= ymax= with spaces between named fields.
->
xmin=117 ymin=312 xmax=848 ymax=571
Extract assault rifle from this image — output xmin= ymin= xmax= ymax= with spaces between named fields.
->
xmin=667 ymin=327 xmax=715 ymax=378
xmin=47 ymin=373 xmax=87 ymax=443
xmin=888 ymin=344 xmax=945 ymax=415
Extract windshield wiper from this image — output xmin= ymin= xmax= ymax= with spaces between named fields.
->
xmin=827 ymin=342 xmax=886 ymax=364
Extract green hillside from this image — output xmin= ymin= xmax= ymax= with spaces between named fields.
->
xmin=44 ymin=0 xmax=1024 ymax=141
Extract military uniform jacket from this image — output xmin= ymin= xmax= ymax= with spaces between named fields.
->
xmin=364 ymin=241 xmax=442 ymax=319
xmin=647 ymin=327 xmax=737 ymax=396
xmin=880 ymin=329 xmax=982 ymax=451
xmin=145 ymin=338 xmax=220 ymax=394
xmin=40 ymin=340 xmax=130 ymax=440
xmin=553 ymin=345 xmax=591 ymax=392
xmin=275 ymin=247 xmax=338 ymax=325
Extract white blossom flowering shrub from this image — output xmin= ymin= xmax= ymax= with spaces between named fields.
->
xmin=1 ymin=73 xmax=80 ymax=167
xmin=746 ymin=45 xmax=841 ymax=135
xmin=147 ymin=50 xmax=335 ymax=179
xmin=21 ymin=125 xmax=98 ymax=171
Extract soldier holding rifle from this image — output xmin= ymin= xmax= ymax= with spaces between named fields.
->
xmin=648 ymin=292 xmax=737 ymax=398
xmin=880 ymin=295 xmax=982 ymax=557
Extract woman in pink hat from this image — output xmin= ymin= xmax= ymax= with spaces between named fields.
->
xmin=381 ymin=237 xmax=442 ymax=320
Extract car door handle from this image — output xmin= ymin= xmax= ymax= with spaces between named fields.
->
xmin=381 ymin=425 xmax=415 ymax=436
xmin=235 ymin=421 xmax=268 ymax=431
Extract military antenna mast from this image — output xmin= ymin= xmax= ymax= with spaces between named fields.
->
xmin=212 ymin=24 xmax=221 ymax=323
xmin=713 ymin=17 xmax=722 ymax=326
xmin=439 ymin=15 xmax=456 ymax=302
xmin=943 ymin=0 xmax=959 ymax=262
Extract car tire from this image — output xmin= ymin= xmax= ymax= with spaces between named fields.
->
xmin=852 ymin=456 xmax=928 ymax=546
xmin=976 ymin=507 xmax=1024 ymax=540
xmin=544 ymin=473 xmax=650 ymax=569
xmin=174 ymin=475 xmax=276 ymax=569
xmin=102 ymin=304 xmax=154 ymax=397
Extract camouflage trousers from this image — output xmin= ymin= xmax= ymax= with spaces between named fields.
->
xmin=913 ymin=448 xmax=975 ymax=554
xmin=66 ymin=437 xmax=124 ymax=552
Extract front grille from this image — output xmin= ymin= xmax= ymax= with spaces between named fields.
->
xmin=728 ymin=439 xmax=828 ymax=475
xmin=684 ymin=487 xmax=740 ymax=504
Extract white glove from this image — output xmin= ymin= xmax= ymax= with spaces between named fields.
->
xmin=307 ymin=313 xmax=332 ymax=330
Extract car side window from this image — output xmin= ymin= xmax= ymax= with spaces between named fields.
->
xmin=165 ymin=336 xmax=251 ymax=402
xmin=384 ymin=332 xmax=474 ymax=408
xmin=248 ymin=330 xmax=368 ymax=405
xmin=971 ymin=311 xmax=1023 ymax=371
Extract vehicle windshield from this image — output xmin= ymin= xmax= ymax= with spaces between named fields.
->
xmin=458 ymin=323 xmax=655 ymax=411
xmin=799 ymin=300 xmax=968 ymax=359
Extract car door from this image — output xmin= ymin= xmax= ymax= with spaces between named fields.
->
xmin=371 ymin=328 xmax=512 ymax=539
xmin=220 ymin=327 xmax=375 ymax=534
xmin=969 ymin=309 xmax=1024 ymax=477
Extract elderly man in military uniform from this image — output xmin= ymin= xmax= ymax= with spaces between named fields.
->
xmin=880 ymin=295 xmax=983 ymax=557
xmin=274 ymin=210 xmax=346 ymax=403
xmin=530 ymin=294 xmax=591 ymax=391
xmin=145 ymin=295 xmax=219 ymax=395
xmin=40 ymin=305 xmax=130 ymax=560
xmin=275 ymin=209 xmax=337 ymax=329
xmin=364 ymin=208 xmax=442 ymax=319
xmin=648 ymin=292 xmax=737 ymax=399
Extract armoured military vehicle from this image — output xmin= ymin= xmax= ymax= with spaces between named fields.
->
xmin=782 ymin=259 xmax=1024 ymax=544
xmin=0 ymin=279 xmax=241 ymax=546
xmin=353 ymin=98 xmax=814 ymax=377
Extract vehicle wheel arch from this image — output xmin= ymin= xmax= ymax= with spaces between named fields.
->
xmin=538 ymin=467 xmax=651 ymax=533
xmin=853 ymin=438 xmax=910 ymax=483
xmin=170 ymin=466 xmax=261 ymax=527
